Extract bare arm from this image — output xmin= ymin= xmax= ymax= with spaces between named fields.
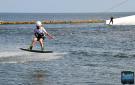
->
xmin=42 ymin=27 xmax=54 ymax=39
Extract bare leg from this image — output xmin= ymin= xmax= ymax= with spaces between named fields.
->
xmin=39 ymin=38 xmax=44 ymax=51
xmin=29 ymin=37 xmax=37 ymax=50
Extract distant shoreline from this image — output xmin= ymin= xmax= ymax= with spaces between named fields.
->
xmin=0 ymin=20 xmax=105 ymax=25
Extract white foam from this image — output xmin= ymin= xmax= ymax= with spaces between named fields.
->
xmin=0 ymin=51 xmax=66 ymax=63
xmin=0 ymin=51 xmax=26 ymax=57
xmin=106 ymin=15 xmax=135 ymax=25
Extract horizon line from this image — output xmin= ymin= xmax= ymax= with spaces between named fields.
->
xmin=0 ymin=11 xmax=135 ymax=14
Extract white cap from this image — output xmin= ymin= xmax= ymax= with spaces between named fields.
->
xmin=36 ymin=21 xmax=42 ymax=26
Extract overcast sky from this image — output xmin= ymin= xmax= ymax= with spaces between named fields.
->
xmin=0 ymin=0 xmax=134 ymax=13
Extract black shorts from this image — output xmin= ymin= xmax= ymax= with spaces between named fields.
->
xmin=37 ymin=36 xmax=44 ymax=41
xmin=35 ymin=33 xmax=45 ymax=41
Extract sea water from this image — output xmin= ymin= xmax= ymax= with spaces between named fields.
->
xmin=0 ymin=12 xmax=135 ymax=85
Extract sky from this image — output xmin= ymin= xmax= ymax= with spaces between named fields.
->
xmin=0 ymin=0 xmax=134 ymax=13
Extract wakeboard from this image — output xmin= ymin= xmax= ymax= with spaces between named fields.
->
xmin=20 ymin=48 xmax=53 ymax=53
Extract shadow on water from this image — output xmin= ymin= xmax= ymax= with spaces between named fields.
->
xmin=26 ymin=69 xmax=48 ymax=85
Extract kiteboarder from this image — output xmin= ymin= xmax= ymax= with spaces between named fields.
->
xmin=109 ymin=16 xmax=113 ymax=25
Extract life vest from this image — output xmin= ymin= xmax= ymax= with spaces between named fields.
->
xmin=34 ymin=27 xmax=46 ymax=38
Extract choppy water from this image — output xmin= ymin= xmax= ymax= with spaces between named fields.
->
xmin=0 ymin=13 xmax=135 ymax=85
